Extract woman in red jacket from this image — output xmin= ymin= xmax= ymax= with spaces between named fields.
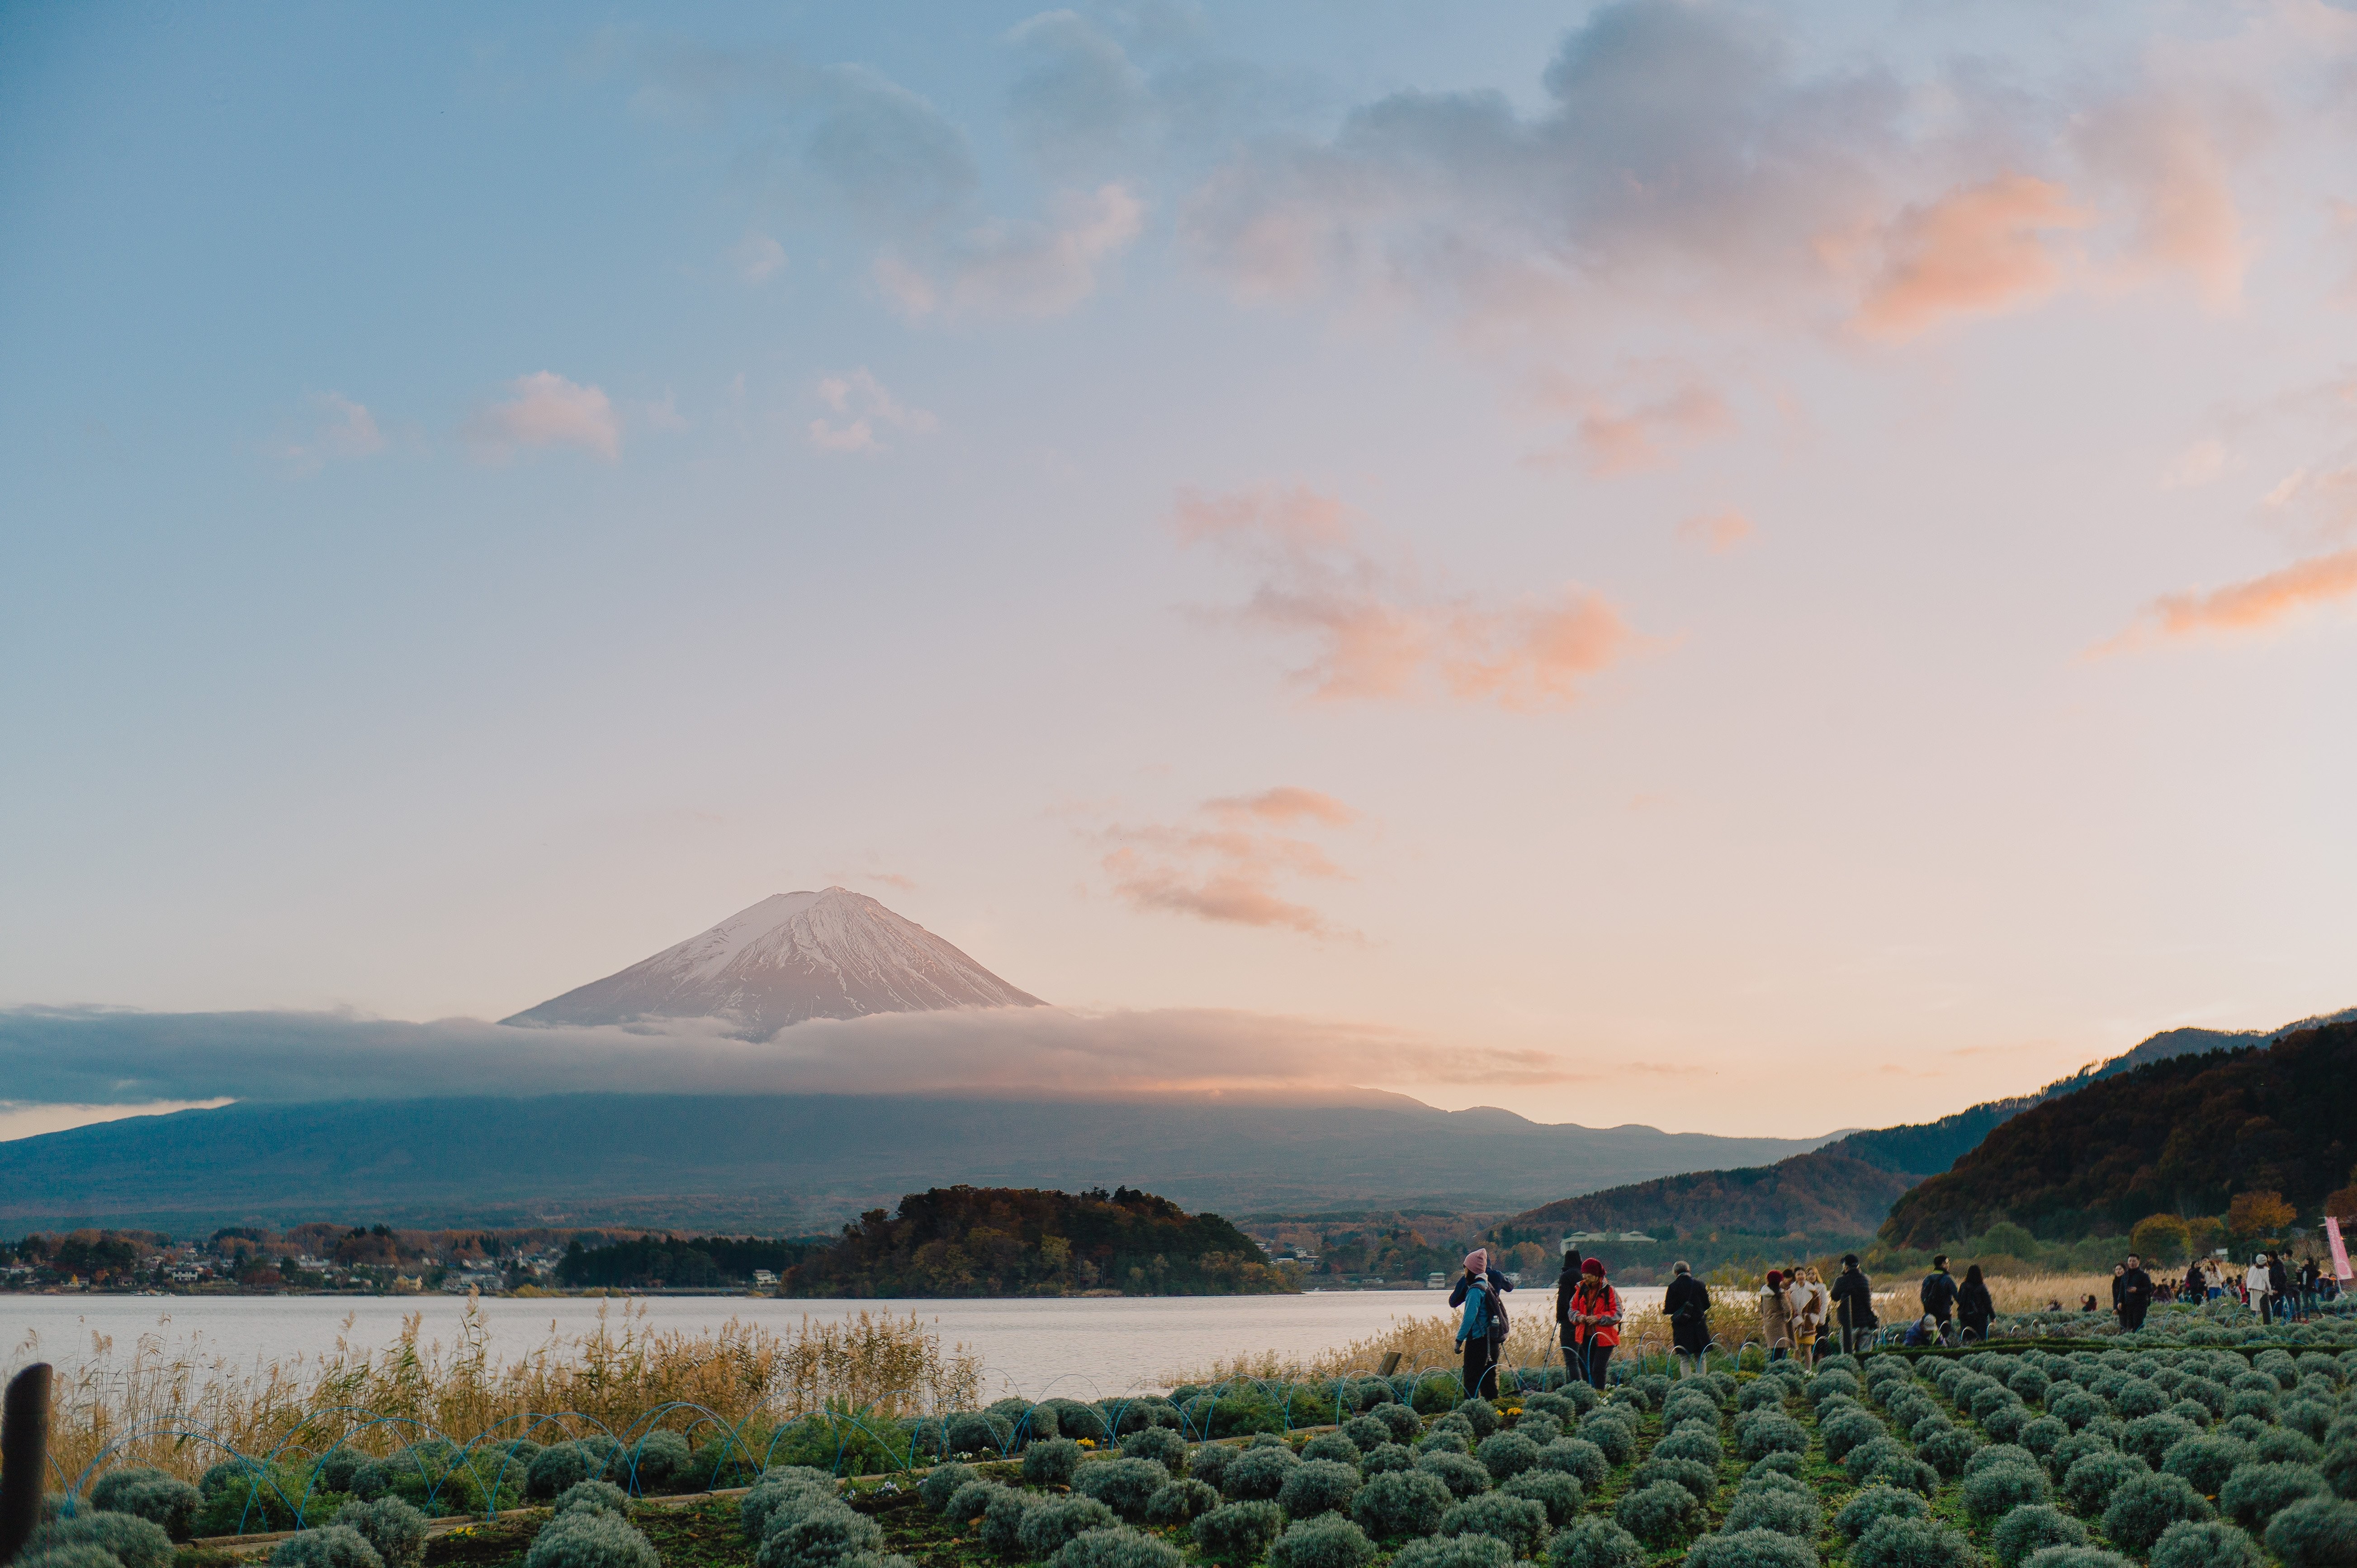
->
xmin=1564 ymin=1257 xmax=1622 ymax=1390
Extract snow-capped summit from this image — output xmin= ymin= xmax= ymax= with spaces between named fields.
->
xmin=504 ymin=887 xmax=1045 ymax=1036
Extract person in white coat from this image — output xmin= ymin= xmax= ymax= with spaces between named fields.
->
xmin=2246 ymin=1252 xmax=2274 ymax=1322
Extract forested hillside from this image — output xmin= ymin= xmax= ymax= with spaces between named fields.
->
xmin=781 ymin=1185 xmax=1294 ymax=1297
xmin=1882 ymin=1020 xmax=2357 ymax=1245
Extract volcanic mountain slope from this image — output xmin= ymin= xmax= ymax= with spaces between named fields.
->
xmin=506 ymin=888 xmax=1044 ymax=1036
xmin=1508 ymin=1005 xmax=2356 ymax=1239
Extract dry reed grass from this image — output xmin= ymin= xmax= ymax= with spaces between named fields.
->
xmin=13 ymin=1296 xmax=981 ymax=1490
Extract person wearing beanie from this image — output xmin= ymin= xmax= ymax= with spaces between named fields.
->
xmin=1564 ymin=1256 xmax=1621 ymax=1390
xmin=1554 ymin=1237 xmax=1585 ymax=1380
xmin=1449 ymin=1246 xmax=1515 ymax=1399
xmin=1663 ymin=1260 xmax=1710 ymax=1378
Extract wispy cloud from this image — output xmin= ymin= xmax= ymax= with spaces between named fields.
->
xmin=1676 ymin=510 xmax=1755 ymax=554
xmin=1097 ymin=787 xmax=1362 ymax=937
xmin=275 ymin=392 xmax=386 ymax=475
xmin=1852 ymin=174 xmax=2091 ymax=341
xmin=2098 ymin=547 xmax=2357 ymax=651
xmin=1175 ymin=484 xmax=1636 ymax=709
xmin=464 ymin=372 xmax=620 ymax=462
xmin=1531 ymin=379 xmax=1735 ymax=475
xmin=2072 ymin=88 xmax=2263 ymax=310
xmin=875 ymin=182 xmax=1143 ymax=320
xmin=808 ymin=368 xmax=937 ymax=453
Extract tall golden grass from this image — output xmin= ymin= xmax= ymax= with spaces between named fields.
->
xmin=14 ymin=1297 xmax=981 ymax=1490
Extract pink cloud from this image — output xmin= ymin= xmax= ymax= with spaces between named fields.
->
xmin=2099 ymin=547 xmax=2357 ymax=651
xmin=1097 ymin=789 xmax=1361 ymax=937
xmin=2073 ymin=91 xmax=2262 ymax=309
xmin=1854 ymin=174 xmax=2091 ymax=341
xmin=1174 ymin=485 xmax=1637 ymax=710
xmin=1676 ymin=510 xmax=1755 ymax=554
xmin=464 ymin=372 xmax=620 ymax=461
xmin=808 ymin=368 xmax=936 ymax=454
xmin=1532 ymin=382 xmax=1735 ymax=476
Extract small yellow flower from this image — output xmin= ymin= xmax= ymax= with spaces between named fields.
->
xmin=1078 ymin=1439 xmax=1095 ymax=1448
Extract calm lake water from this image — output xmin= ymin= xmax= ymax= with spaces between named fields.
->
xmin=5 ymin=1288 xmax=1669 ymax=1402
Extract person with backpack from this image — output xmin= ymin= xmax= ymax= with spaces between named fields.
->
xmin=1956 ymin=1263 xmax=1994 ymax=1342
xmin=1450 ymin=1248 xmax=1514 ymax=1399
xmin=1920 ymin=1256 xmax=1958 ymax=1338
xmin=1831 ymin=1254 xmax=1876 ymax=1352
xmin=1564 ymin=1257 xmax=1622 ymax=1389
xmin=1664 ymin=1260 xmax=1710 ymax=1377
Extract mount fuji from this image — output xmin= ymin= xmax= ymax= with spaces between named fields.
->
xmin=504 ymin=887 xmax=1045 ymax=1037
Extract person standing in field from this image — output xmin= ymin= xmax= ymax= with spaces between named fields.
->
xmin=2267 ymin=1252 xmax=2292 ymax=1322
xmin=1450 ymin=1247 xmax=1514 ymax=1399
xmin=1957 ymin=1263 xmax=1994 ymax=1342
xmin=1831 ymin=1254 xmax=1875 ymax=1352
xmin=2246 ymin=1252 xmax=2273 ymax=1322
xmin=1565 ymin=1257 xmax=1621 ymax=1389
xmin=1790 ymin=1266 xmax=1829 ymax=1363
xmin=1554 ymin=1239 xmax=1585 ymax=1380
xmin=1760 ymin=1269 xmax=1794 ymax=1361
xmin=1920 ymin=1255 xmax=1958 ymax=1339
xmin=1664 ymin=1260 xmax=1710 ymax=1377
xmin=2117 ymin=1254 xmax=2154 ymax=1332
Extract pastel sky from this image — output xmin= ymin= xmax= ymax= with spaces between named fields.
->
xmin=5 ymin=0 xmax=2356 ymax=1138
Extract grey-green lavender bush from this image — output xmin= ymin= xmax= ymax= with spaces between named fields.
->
xmin=757 ymin=1506 xmax=881 ymax=1568
xmin=1051 ymin=1527 xmax=1182 ymax=1568
xmin=554 ymin=1482 xmax=630 ymax=1520
xmin=1143 ymin=1481 xmax=1220 ymax=1527
xmin=1267 ymin=1515 xmax=1377 ymax=1568
xmin=2063 ymin=1450 xmax=2150 ymax=1516
xmin=1654 ymin=1428 xmax=1725 ymax=1469
xmin=1614 ymin=1482 xmax=1702 ymax=1549
xmin=1500 ymin=1470 xmax=1582 ymax=1529
xmin=2147 ymin=1520 xmax=2262 ymax=1568
xmin=1438 ymin=1492 xmax=1548 ymax=1558
xmin=1020 ymin=1498 xmax=1121 ymax=1559
xmin=980 ymin=1489 xmax=1039 ymax=1557
xmin=1964 ymin=1461 xmax=2052 ymax=1520
xmin=918 ymin=1464 xmax=977 ymax=1515
xmin=1477 ymin=1433 xmax=1541 ymax=1482
xmin=1389 ymin=1537 xmax=1513 ymax=1568
xmin=1076 ymin=1459 xmax=1174 ymax=1523
xmin=1632 ymin=1459 xmax=1716 ymax=1507
xmin=1721 ymin=1488 xmax=1817 ymax=1540
xmin=1350 ymin=1470 xmax=1452 ymax=1540
xmin=1417 ymin=1453 xmax=1492 ymax=1501
xmin=1122 ymin=1427 xmax=1188 ymax=1472
xmin=2016 ymin=1550 xmax=2131 ymax=1568
xmin=1024 ymin=1440 xmax=1085 ymax=1490
xmin=1679 ymin=1530 xmax=1818 ymax=1568
xmin=1834 ymin=1488 xmax=1930 ymax=1543
xmin=528 ymin=1513 xmax=662 ymax=1568
xmin=2162 ymin=1437 xmax=2252 ymax=1497
xmin=1188 ymin=1445 xmax=1237 ymax=1492
xmin=2103 ymin=1473 xmax=2215 ymax=1554
xmin=1745 ymin=1453 xmax=1806 ymax=1485
xmin=1536 ymin=1440 xmax=1607 ymax=1491
xmin=89 ymin=1469 xmax=202 ymax=1542
xmin=1820 ymin=1409 xmax=1886 ymax=1463
xmin=2220 ymin=1463 xmax=2329 ymax=1531
xmin=1222 ymin=1446 xmax=1301 ymax=1502
xmin=1193 ymin=1502 xmax=1284 ymax=1567
xmin=268 ymin=1526 xmax=384 ymax=1568
xmin=1457 ymin=1401 xmax=1501 ymax=1439
xmin=1989 ymin=1505 xmax=2084 ymax=1568
xmin=1363 ymin=1445 xmax=1417 ymax=1478
xmin=27 ymin=1511 xmax=177 ymax=1568
xmin=2263 ymin=1497 xmax=2357 ymax=1568
xmin=1371 ymin=1404 xmax=1423 ymax=1444
xmin=331 ymin=1498 xmax=428 ymax=1568
xmin=1846 ymin=1516 xmax=1975 ymax=1568
xmin=1550 ymin=1518 xmax=1642 ymax=1568
xmin=1276 ymin=1460 xmax=1361 ymax=1522
xmin=2257 ymin=1431 xmax=2323 ymax=1467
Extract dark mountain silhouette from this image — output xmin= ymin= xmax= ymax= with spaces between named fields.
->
xmin=0 ymin=1094 xmax=1837 ymax=1234
xmin=1506 ymin=1007 xmax=2353 ymax=1239
xmin=1880 ymin=1019 xmax=2357 ymax=1246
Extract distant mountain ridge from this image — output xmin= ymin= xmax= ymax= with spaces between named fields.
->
xmin=0 ymin=1094 xmax=1840 ymax=1234
xmin=1510 ymin=1005 xmax=2355 ymax=1239
xmin=506 ymin=888 xmax=1044 ymax=1036
xmin=1881 ymin=1017 xmax=2357 ymax=1245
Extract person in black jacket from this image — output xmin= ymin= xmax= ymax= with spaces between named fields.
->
xmin=1554 ymin=1240 xmax=1584 ymax=1379
xmin=2267 ymin=1253 xmax=2293 ymax=1323
xmin=1920 ymin=1256 xmax=1957 ymax=1338
xmin=1956 ymin=1263 xmax=1994 ymax=1343
xmin=1450 ymin=1248 xmax=1515 ymax=1399
xmin=1664 ymin=1260 xmax=1710 ymax=1376
xmin=1831 ymin=1254 xmax=1874 ymax=1352
xmin=2118 ymin=1254 xmax=2154 ymax=1331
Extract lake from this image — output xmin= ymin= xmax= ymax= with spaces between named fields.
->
xmin=5 ymin=1287 xmax=1669 ymax=1402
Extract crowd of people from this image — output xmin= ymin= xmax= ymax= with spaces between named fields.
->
xmin=1443 ymin=1236 xmax=2349 ymax=1393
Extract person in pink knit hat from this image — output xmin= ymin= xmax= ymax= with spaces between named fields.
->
xmin=1449 ymin=1246 xmax=1515 ymax=1399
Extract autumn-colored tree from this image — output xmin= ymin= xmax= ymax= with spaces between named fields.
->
xmin=2129 ymin=1213 xmax=2192 ymax=1265
xmin=2186 ymin=1215 xmax=2225 ymax=1258
xmin=2228 ymin=1189 xmax=2295 ymax=1239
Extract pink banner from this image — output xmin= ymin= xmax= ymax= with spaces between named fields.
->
xmin=2329 ymin=1217 xmax=2352 ymax=1281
